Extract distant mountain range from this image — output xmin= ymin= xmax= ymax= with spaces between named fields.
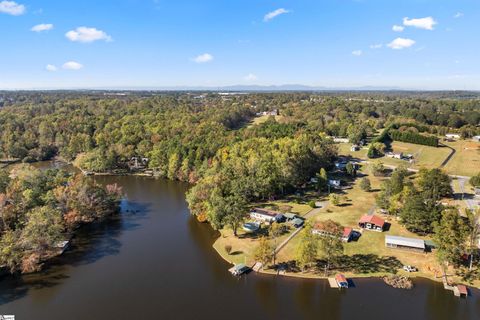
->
xmin=80 ymin=84 xmax=408 ymax=92
xmin=3 ymin=85 xmax=477 ymax=92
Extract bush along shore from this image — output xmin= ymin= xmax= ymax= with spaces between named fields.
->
xmin=0 ymin=164 xmax=122 ymax=275
xmin=383 ymin=275 xmax=414 ymax=289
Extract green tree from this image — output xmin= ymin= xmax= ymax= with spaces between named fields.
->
xmin=465 ymin=209 xmax=480 ymax=271
xmin=20 ymin=206 xmax=64 ymax=253
xmin=316 ymin=168 xmax=328 ymax=191
xmin=329 ymin=193 xmax=340 ymax=206
xmin=360 ymin=177 xmax=371 ymax=192
xmin=318 ymin=220 xmax=344 ymax=274
xmin=254 ymin=236 xmax=273 ymax=267
xmin=0 ymin=230 xmax=22 ymax=273
xmin=433 ymin=209 xmax=467 ymax=268
xmin=346 ymin=162 xmax=356 ymax=177
xmin=400 ymin=194 xmax=441 ymax=235
xmin=0 ymin=169 xmax=10 ymax=193
xmin=469 ymin=173 xmax=480 ymax=188
xmin=296 ymin=223 xmax=318 ymax=270
xmin=418 ymin=168 xmax=452 ymax=204
xmin=167 ymin=152 xmax=180 ymax=180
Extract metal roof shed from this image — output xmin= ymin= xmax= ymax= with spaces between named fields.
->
xmin=385 ymin=235 xmax=425 ymax=251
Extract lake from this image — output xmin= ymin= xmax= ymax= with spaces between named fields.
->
xmin=0 ymin=173 xmax=479 ymax=320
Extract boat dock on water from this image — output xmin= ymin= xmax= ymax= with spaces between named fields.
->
xmin=229 ymin=263 xmax=250 ymax=276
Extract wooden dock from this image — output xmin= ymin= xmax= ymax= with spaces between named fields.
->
xmin=328 ymin=278 xmax=339 ymax=288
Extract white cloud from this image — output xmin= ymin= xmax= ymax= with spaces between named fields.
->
xmin=403 ymin=17 xmax=437 ymax=30
xmin=454 ymin=12 xmax=463 ymax=19
xmin=351 ymin=50 xmax=362 ymax=56
xmin=65 ymin=27 xmax=112 ymax=43
xmin=31 ymin=23 xmax=53 ymax=32
xmin=387 ymin=37 xmax=415 ymax=50
xmin=244 ymin=73 xmax=257 ymax=81
xmin=392 ymin=25 xmax=404 ymax=32
xmin=45 ymin=64 xmax=57 ymax=72
xmin=264 ymin=8 xmax=290 ymax=22
xmin=193 ymin=53 xmax=213 ymax=63
xmin=62 ymin=61 xmax=83 ymax=70
xmin=369 ymin=44 xmax=383 ymax=49
xmin=0 ymin=1 xmax=25 ymax=15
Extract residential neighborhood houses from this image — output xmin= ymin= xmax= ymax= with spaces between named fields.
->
xmin=249 ymin=208 xmax=284 ymax=223
xmin=358 ymin=215 xmax=387 ymax=232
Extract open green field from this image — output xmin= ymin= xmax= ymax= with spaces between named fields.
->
xmin=443 ymin=140 xmax=480 ymax=177
xmin=246 ymin=114 xmax=284 ymax=128
xmin=338 ymin=141 xmax=452 ymax=171
xmin=275 ymin=168 xmax=442 ymax=280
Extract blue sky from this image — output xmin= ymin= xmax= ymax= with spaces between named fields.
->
xmin=0 ymin=0 xmax=479 ymax=89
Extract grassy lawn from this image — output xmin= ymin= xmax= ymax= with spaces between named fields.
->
xmin=338 ymin=141 xmax=452 ymax=171
xmin=274 ymin=167 xmax=451 ymax=281
xmin=246 ymin=115 xmax=284 ymax=128
xmin=391 ymin=141 xmax=451 ymax=169
xmin=261 ymin=200 xmax=313 ymax=216
xmin=443 ymin=140 xmax=480 ymax=177
xmin=212 ymin=163 xmax=480 ymax=286
xmin=212 ymin=222 xmax=296 ymax=266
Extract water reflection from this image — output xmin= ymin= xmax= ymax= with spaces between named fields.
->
xmin=0 ymin=170 xmax=478 ymax=320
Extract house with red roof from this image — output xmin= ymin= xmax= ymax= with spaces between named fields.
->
xmin=358 ymin=214 xmax=386 ymax=232
xmin=313 ymin=221 xmax=354 ymax=242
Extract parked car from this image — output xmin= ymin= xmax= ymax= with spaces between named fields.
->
xmin=292 ymin=218 xmax=304 ymax=228
xmin=403 ymin=265 xmax=418 ymax=272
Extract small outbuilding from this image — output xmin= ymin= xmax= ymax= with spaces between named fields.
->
xmin=385 ymin=235 xmax=425 ymax=252
xmin=445 ymin=133 xmax=461 ymax=140
xmin=342 ymin=227 xmax=354 ymax=242
xmin=358 ymin=215 xmax=386 ymax=232
xmin=454 ymin=285 xmax=468 ymax=298
xmin=328 ymin=179 xmax=341 ymax=188
xmin=335 ymin=274 xmax=349 ymax=288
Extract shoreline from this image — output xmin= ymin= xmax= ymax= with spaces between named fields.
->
xmin=211 ymin=233 xmax=474 ymax=288
xmin=2 ymin=159 xmax=477 ymax=289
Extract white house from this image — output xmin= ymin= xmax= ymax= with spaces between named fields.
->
xmin=249 ymin=208 xmax=283 ymax=223
xmin=385 ymin=152 xmax=403 ymax=159
xmin=333 ymin=137 xmax=349 ymax=143
xmin=445 ymin=133 xmax=461 ymax=140
xmin=328 ymin=179 xmax=341 ymax=188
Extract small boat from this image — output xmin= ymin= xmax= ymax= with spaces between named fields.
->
xmin=229 ymin=263 xmax=250 ymax=276
xmin=55 ymin=240 xmax=71 ymax=255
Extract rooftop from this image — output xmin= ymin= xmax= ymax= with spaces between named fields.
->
xmin=385 ymin=235 xmax=425 ymax=250
xmin=359 ymin=214 xmax=386 ymax=227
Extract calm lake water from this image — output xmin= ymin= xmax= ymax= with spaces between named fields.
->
xmin=0 ymin=171 xmax=479 ymax=320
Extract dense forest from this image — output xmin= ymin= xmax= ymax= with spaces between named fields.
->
xmin=0 ymin=91 xmax=479 ymax=238
xmin=0 ymin=165 xmax=122 ymax=273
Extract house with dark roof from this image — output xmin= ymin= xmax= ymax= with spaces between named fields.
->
xmin=358 ymin=214 xmax=386 ymax=232
xmin=249 ymin=208 xmax=283 ymax=223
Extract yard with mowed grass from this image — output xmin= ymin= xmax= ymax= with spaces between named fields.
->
xmin=442 ymin=140 xmax=480 ymax=177
xmin=338 ymin=141 xmax=452 ymax=171
xmin=275 ymin=168 xmax=444 ymax=280
xmin=213 ymin=221 xmax=297 ymax=266
xmin=246 ymin=114 xmax=284 ymax=128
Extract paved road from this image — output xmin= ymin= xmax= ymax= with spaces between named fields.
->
xmin=438 ymin=143 xmax=456 ymax=168
xmin=274 ymin=202 xmax=328 ymax=254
